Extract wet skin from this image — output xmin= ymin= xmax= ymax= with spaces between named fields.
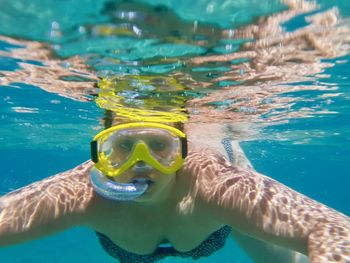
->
xmin=0 ymin=147 xmax=349 ymax=262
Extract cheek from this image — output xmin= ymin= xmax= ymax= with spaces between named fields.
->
xmin=109 ymin=152 xmax=128 ymax=163
xmin=156 ymin=172 xmax=175 ymax=184
xmin=152 ymin=150 xmax=169 ymax=159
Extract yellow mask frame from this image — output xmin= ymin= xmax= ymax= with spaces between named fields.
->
xmin=91 ymin=122 xmax=187 ymax=177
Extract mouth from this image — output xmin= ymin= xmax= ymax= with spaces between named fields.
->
xmin=131 ymin=177 xmax=154 ymax=188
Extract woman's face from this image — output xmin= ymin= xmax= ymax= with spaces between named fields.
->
xmin=103 ymin=120 xmax=183 ymax=202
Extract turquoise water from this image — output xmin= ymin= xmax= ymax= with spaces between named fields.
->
xmin=1 ymin=0 xmax=350 ymax=262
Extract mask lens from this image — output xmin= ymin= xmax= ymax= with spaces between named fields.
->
xmin=145 ymin=129 xmax=181 ymax=166
xmin=99 ymin=130 xmax=135 ymax=168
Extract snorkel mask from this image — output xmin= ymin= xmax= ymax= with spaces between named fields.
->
xmin=90 ymin=122 xmax=187 ymax=201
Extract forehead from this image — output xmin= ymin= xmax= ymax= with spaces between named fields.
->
xmin=113 ymin=128 xmax=174 ymax=138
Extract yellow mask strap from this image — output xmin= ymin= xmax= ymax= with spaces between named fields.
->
xmin=93 ymin=122 xmax=186 ymax=142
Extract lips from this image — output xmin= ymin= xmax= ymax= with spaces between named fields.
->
xmin=131 ymin=177 xmax=154 ymax=187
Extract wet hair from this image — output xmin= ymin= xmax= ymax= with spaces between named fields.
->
xmin=103 ymin=110 xmax=114 ymax=129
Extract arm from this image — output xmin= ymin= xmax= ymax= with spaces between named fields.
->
xmin=184 ymin=151 xmax=350 ymax=263
xmin=231 ymin=229 xmax=307 ymax=263
xmin=0 ymin=161 xmax=95 ymax=246
xmin=225 ymin=140 xmax=307 ymax=263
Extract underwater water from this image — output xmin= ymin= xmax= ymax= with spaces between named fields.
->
xmin=0 ymin=0 xmax=350 ymax=262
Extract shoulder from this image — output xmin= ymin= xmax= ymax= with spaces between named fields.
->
xmin=180 ymin=149 xmax=253 ymax=204
xmin=182 ymin=149 xmax=247 ymax=182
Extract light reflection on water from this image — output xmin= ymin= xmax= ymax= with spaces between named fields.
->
xmin=1 ymin=2 xmax=349 ymax=137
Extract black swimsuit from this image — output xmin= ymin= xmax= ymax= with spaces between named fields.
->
xmin=96 ymin=226 xmax=232 ymax=262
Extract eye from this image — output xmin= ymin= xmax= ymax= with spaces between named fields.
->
xmin=149 ymin=140 xmax=167 ymax=151
xmin=117 ymin=139 xmax=134 ymax=152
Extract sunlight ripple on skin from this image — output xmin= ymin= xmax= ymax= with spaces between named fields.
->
xmin=2 ymin=150 xmax=348 ymax=261
xmin=182 ymin=151 xmax=350 ymax=262
xmin=0 ymin=162 xmax=94 ymax=235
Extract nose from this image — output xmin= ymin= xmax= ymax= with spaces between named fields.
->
xmin=135 ymin=161 xmax=147 ymax=167
xmin=132 ymin=161 xmax=153 ymax=173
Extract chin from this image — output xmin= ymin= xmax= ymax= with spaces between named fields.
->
xmin=133 ymin=191 xmax=157 ymax=203
xmin=140 ymin=179 xmax=176 ymax=204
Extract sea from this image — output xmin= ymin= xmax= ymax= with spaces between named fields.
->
xmin=0 ymin=0 xmax=349 ymax=262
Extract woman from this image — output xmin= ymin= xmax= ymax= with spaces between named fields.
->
xmin=0 ymin=118 xmax=349 ymax=263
